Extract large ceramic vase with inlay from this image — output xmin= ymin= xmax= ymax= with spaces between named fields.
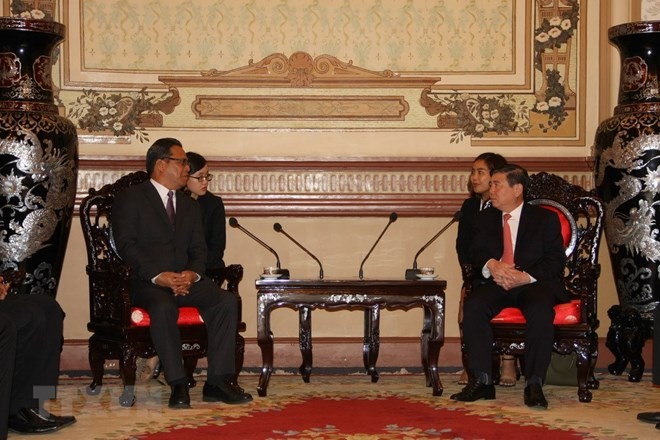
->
xmin=593 ymin=21 xmax=660 ymax=381
xmin=0 ymin=18 xmax=78 ymax=296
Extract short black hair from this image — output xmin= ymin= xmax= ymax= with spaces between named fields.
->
xmin=146 ymin=138 xmax=182 ymax=176
xmin=491 ymin=163 xmax=529 ymax=193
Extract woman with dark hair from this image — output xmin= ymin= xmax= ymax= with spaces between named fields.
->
xmin=185 ymin=152 xmax=226 ymax=269
xmin=455 ymin=152 xmax=518 ymax=386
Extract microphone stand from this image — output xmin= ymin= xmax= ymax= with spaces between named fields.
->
xmin=229 ymin=217 xmax=289 ymax=279
xmin=274 ymin=223 xmax=324 ymax=279
xmin=405 ymin=211 xmax=462 ymax=280
xmin=359 ymin=212 xmax=398 ymax=279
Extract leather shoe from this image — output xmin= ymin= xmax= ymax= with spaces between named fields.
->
xmin=42 ymin=410 xmax=76 ymax=428
xmin=638 ymin=412 xmax=660 ymax=424
xmin=8 ymin=408 xmax=61 ymax=434
xmin=203 ymin=380 xmax=253 ymax=404
xmin=168 ymin=383 xmax=191 ymax=409
xmin=524 ymin=384 xmax=548 ymax=408
xmin=450 ymin=380 xmax=496 ymax=402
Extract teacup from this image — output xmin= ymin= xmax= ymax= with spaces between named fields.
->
xmin=419 ymin=267 xmax=435 ymax=276
xmin=263 ymin=267 xmax=279 ymax=275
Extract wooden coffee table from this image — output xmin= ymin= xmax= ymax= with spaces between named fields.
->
xmin=255 ymin=278 xmax=446 ymax=396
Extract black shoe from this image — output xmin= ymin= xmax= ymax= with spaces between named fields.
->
xmin=168 ymin=383 xmax=191 ymax=409
xmin=524 ymin=384 xmax=548 ymax=408
xmin=42 ymin=410 xmax=77 ymax=428
xmin=203 ymin=380 xmax=253 ymax=404
xmin=638 ymin=412 xmax=660 ymax=424
xmin=450 ymin=380 xmax=496 ymax=402
xmin=8 ymin=408 xmax=61 ymax=434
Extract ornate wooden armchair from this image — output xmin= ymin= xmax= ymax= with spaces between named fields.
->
xmin=460 ymin=172 xmax=604 ymax=402
xmin=80 ymin=171 xmax=245 ymax=406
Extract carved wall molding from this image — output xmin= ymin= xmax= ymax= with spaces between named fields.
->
xmin=160 ymin=52 xmax=440 ymax=89
xmin=192 ymin=95 xmax=409 ymax=120
xmin=76 ymin=156 xmax=594 ymax=216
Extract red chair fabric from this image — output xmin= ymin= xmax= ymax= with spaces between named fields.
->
xmin=130 ymin=306 xmax=204 ymax=327
xmin=491 ymin=299 xmax=581 ymax=325
xmin=540 ymin=204 xmax=572 ymax=249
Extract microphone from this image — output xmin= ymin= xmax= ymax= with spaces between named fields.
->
xmin=274 ymin=222 xmax=324 ymax=279
xmin=405 ymin=211 xmax=463 ymax=280
xmin=228 ymin=217 xmax=289 ymax=278
xmin=358 ymin=212 xmax=398 ymax=279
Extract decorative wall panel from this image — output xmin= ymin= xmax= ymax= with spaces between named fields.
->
xmin=76 ymin=157 xmax=595 ymax=216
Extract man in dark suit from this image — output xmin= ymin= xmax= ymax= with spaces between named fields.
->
xmin=0 ymin=276 xmax=76 ymax=436
xmin=450 ymin=164 xmax=567 ymax=408
xmin=112 ymin=138 xmax=252 ymax=409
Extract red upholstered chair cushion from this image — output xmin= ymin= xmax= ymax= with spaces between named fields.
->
xmin=130 ymin=306 xmax=204 ymax=327
xmin=490 ymin=299 xmax=582 ymax=325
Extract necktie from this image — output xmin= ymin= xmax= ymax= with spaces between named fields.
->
xmin=501 ymin=213 xmax=514 ymax=264
xmin=166 ymin=190 xmax=176 ymax=230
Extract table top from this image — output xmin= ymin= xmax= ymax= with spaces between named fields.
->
xmin=256 ymin=277 xmax=445 ymax=284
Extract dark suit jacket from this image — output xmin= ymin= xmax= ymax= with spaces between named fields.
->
xmin=196 ymin=192 xmax=226 ymax=270
xmin=112 ymin=181 xmax=208 ymax=285
xmin=469 ymin=203 xmax=568 ymax=301
xmin=456 ymin=196 xmax=482 ymax=265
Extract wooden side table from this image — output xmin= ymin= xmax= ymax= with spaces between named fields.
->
xmin=255 ymin=278 xmax=446 ymax=396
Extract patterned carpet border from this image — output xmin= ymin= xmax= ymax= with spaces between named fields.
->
xmin=28 ymin=372 xmax=660 ymax=440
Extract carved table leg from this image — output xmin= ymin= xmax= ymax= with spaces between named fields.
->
xmin=257 ymin=298 xmax=274 ymax=397
xmin=299 ymin=306 xmax=313 ymax=382
xmin=421 ymin=307 xmax=431 ymax=386
xmin=363 ymin=306 xmax=380 ymax=382
xmin=424 ymin=300 xmax=444 ymax=396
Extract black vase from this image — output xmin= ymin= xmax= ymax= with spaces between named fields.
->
xmin=0 ymin=18 xmax=78 ymax=296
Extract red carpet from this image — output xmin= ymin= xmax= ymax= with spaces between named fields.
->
xmin=138 ymin=395 xmax=586 ymax=439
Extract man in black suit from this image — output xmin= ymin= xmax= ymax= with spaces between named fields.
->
xmin=0 ymin=276 xmax=76 ymax=436
xmin=112 ymin=138 xmax=252 ymax=409
xmin=450 ymin=164 xmax=567 ymax=408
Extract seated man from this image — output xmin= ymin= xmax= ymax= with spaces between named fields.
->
xmin=0 ymin=276 xmax=76 ymax=436
xmin=112 ymin=137 xmax=252 ymax=409
xmin=450 ymin=164 xmax=567 ymax=409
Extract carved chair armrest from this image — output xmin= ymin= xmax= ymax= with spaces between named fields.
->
xmin=87 ymin=263 xmax=134 ymax=325
xmin=460 ymin=263 xmax=476 ymax=294
xmin=206 ymin=264 xmax=244 ymax=295
xmin=0 ymin=269 xmax=26 ymax=296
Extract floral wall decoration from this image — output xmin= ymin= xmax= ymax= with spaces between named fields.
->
xmin=420 ymin=0 xmax=580 ymax=142
xmin=66 ymin=88 xmax=180 ymax=142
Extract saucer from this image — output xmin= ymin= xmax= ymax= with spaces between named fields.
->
xmin=416 ymin=274 xmax=437 ymax=280
xmin=260 ymin=273 xmax=283 ymax=279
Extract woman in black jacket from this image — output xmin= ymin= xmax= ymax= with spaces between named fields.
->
xmin=186 ymin=152 xmax=226 ymax=270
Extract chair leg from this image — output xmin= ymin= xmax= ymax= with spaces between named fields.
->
xmin=234 ymin=333 xmax=245 ymax=383
xmin=184 ymin=356 xmax=199 ymax=388
xmin=575 ymin=350 xmax=593 ymax=403
xmin=118 ymin=349 xmax=138 ymax=407
xmin=86 ymin=337 xmax=106 ymax=395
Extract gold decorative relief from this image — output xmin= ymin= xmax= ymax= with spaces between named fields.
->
xmin=192 ymin=95 xmax=409 ymax=121
xmin=160 ymin=52 xmax=438 ymax=89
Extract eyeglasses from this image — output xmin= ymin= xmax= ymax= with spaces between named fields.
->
xmin=188 ymin=174 xmax=214 ymax=182
xmin=162 ymin=156 xmax=189 ymax=166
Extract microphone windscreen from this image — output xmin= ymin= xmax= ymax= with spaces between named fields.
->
xmin=389 ymin=212 xmax=398 ymax=222
xmin=453 ymin=211 xmax=464 ymax=221
xmin=228 ymin=217 xmax=239 ymax=227
xmin=273 ymin=222 xmax=282 ymax=232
